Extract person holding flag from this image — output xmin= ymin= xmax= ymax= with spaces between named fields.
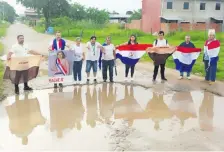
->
xmin=147 ymin=31 xmax=176 ymax=82
xmin=203 ymin=29 xmax=220 ymax=85
xmin=172 ymin=35 xmax=201 ymax=80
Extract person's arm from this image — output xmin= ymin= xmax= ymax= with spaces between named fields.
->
xmin=116 ymin=42 xmax=128 ymax=48
xmin=82 ymin=52 xmax=85 ymax=60
xmin=113 ymin=45 xmax=116 ymax=58
xmin=65 ymin=60 xmax=69 ymax=75
xmin=97 ymin=43 xmax=105 ymax=53
xmin=48 ymin=41 xmax=53 ymax=51
xmin=192 ymin=43 xmax=196 ymax=48
xmin=7 ymin=45 xmax=15 ymax=60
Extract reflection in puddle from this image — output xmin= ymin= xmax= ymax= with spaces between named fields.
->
xmin=0 ymin=83 xmax=224 ymax=150
xmin=5 ymin=94 xmax=46 ymax=145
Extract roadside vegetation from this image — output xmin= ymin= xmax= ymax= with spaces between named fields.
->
xmin=0 ymin=22 xmax=9 ymax=99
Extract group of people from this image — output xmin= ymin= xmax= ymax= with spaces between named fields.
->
xmin=6 ymin=29 xmax=220 ymax=94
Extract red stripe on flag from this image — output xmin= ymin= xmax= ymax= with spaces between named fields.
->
xmin=176 ymin=47 xmax=201 ymax=53
xmin=116 ymin=44 xmax=153 ymax=51
xmin=207 ymin=40 xmax=220 ymax=50
xmin=57 ymin=59 xmax=68 ymax=74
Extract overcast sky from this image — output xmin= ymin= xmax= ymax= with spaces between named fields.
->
xmin=4 ymin=0 xmax=141 ymax=14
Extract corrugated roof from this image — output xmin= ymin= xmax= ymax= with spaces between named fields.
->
xmin=211 ymin=17 xmax=223 ymax=21
xmin=109 ymin=14 xmax=131 ymax=18
xmin=160 ymin=16 xmax=183 ymax=21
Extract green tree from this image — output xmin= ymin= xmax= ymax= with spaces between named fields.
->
xmin=128 ymin=9 xmax=142 ymax=23
xmin=17 ymin=0 xmax=71 ymax=30
xmin=0 ymin=1 xmax=16 ymax=23
xmin=86 ymin=7 xmax=109 ymax=24
xmin=69 ymin=2 xmax=86 ymax=21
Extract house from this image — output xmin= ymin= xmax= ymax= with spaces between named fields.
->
xmin=24 ymin=9 xmax=40 ymax=26
xmin=141 ymin=0 xmax=224 ymax=33
xmin=109 ymin=14 xmax=131 ymax=23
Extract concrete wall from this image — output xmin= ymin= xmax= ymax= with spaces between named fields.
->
xmin=142 ymin=0 xmax=161 ymax=33
xmin=161 ymin=0 xmax=224 ymax=23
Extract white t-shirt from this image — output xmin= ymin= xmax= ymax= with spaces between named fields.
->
xmin=10 ymin=43 xmax=30 ymax=57
xmin=86 ymin=42 xmax=102 ymax=61
xmin=71 ymin=44 xmax=83 ymax=61
xmin=102 ymin=44 xmax=115 ymax=60
xmin=153 ymin=39 xmax=169 ymax=47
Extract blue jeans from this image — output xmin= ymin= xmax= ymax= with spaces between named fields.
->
xmin=204 ymin=60 xmax=217 ymax=82
xmin=180 ymin=72 xmax=190 ymax=77
xmin=86 ymin=60 xmax=97 ymax=73
xmin=73 ymin=61 xmax=83 ymax=81
xmin=102 ymin=60 xmax=114 ymax=81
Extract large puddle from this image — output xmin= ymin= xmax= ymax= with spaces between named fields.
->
xmin=0 ymin=83 xmax=224 ymax=151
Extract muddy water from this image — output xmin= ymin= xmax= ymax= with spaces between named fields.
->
xmin=0 ymin=83 xmax=224 ymax=151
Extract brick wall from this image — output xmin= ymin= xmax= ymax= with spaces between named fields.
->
xmin=125 ymin=20 xmax=142 ymax=30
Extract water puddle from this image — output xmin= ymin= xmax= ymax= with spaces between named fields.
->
xmin=0 ymin=83 xmax=224 ymax=151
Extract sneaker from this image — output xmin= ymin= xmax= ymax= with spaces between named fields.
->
xmin=209 ymin=81 xmax=215 ymax=85
xmin=162 ymin=78 xmax=168 ymax=81
xmin=15 ymin=88 xmax=19 ymax=95
xmin=79 ymin=81 xmax=82 ymax=85
xmin=124 ymin=77 xmax=128 ymax=81
xmin=130 ymin=77 xmax=134 ymax=81
xmin=94 ymin=79 xmax=97 ymax=83
xmin=179 ymin=76 xmax=183 ymax=80
xmin=104 ymin=79 xmax=107 ymax=82
xmin=187 ymin=76 xmax=191 ymax=80
xmin=87 ymin=79 xmax=90 ymax=83
xmin=59 ymin=83 xmax=63 ymax=88
xmin=76 ymin=81 xmax=80 ymax=85
xmin=110 ymin=80 xmax=114 ymax=83
xmin=152 ymin=78 xmax=156 ymax=82
xmin=24 ymin=86 xmax=33 ymax=91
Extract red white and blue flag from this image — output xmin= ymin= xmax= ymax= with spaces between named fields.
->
xmin=116 ymin=44 xmax=153 ymax=66
xmin=55 ymin=58 xmax=67 ymax=76
xmin=204 ymin=40 xmax=220 ymax=66
xmin=172 ymin=47 xmax=201 ymax=73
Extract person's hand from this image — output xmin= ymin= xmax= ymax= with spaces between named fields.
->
xmin=7 ymin=56 xmax=11 ymax=60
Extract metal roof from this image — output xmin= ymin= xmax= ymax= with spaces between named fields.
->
xmin=109 ymin=14 xmax=131 ymax=19
xmin=160 ymin=16 xmax=183 ymax=21
xmin=210 ymin=17 xmax=223 ymax=21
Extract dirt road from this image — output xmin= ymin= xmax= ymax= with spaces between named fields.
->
xmin=0 ymin=24 xmax=224 ymax=151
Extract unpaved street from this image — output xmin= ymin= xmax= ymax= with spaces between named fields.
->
xmin=0 ymin=24 xmax=224 ymax=151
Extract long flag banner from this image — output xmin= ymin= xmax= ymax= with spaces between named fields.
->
xmin=3 ymin=55 xmax=42 ymax=84
xmin=48 ymin=50 xmax=74 ymax=84
xmin=148 ymin=46 xmax=176 ymax=65
xmin=116 ymin=44 xmax=153 ymax=66
xmin=204 ymin=40 xmax=220 ymax=66
xmin=172 ymin=47 xmax=201 ymax=73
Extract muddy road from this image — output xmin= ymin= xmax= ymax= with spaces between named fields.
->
xmin=0 ymin=24 xmax=224 ymax=151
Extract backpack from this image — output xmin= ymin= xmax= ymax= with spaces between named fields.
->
xmin=155 ymin=39 xmax=168 ymax=46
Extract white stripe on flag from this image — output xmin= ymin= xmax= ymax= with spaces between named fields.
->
xmin=116 ymin=50 xmax=146 ymax=59
xmin=172 ymin=51 xmax=200 ymax=65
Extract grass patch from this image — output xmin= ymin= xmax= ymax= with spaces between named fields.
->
xmin=0 ymin=22 xmax=9 ymax=98
xmin=35 ymin=23 xmax=224 ymax=80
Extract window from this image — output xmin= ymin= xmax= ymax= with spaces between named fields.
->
xmin=167 ymin=2 xmax=173 ymax=9
xmin=183 ymin=2 xmax=189 ymax=10
xmin=200 ymin=3 xmax=206 ymax=10
xmin=215 ymin=3 xmax=221 ymax=10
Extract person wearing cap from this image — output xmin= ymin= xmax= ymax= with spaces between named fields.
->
xmin=203 ymin=29 xmax=220 ymax=85
xmin=71 ymin=37 xmax=85 ymax=84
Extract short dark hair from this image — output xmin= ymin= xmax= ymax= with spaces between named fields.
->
xmin=57 ymin=51 xmax=66 ymax=59
xmin=158 ymin=31 xmax=165 ymax=36
xmin=17 ymin=35 xmax=24 ymax=39
xmin=90 ymin=36 xmax=97 ymax=40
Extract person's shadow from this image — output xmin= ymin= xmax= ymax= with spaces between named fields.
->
xmin=145 ymin=92 xmax=173 ymax=131
xmin=5 ymin=93 xmax=46 ymax=145
xmin=49 ymin=88 xmax=76 ymax=138
xmin=115 ymin=85 xmax=142 ymax=127
xmin=86 ymin=86 xmax=98 ymax=128
xmin=199 ymin=92 xmax=214 ymax=131
xmin=98 ymin=83 xmax=116 ymax=124
xmin=170 ymin=91 xmax=197 ymax=128
xmin=73 ymin=87 xmax=84 ymax=131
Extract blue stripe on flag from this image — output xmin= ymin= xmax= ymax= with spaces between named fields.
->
xmin=174 ymin=59 xmax=196 ymax=73
xmin=116 ymin=53 xmax=139 ymax=66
